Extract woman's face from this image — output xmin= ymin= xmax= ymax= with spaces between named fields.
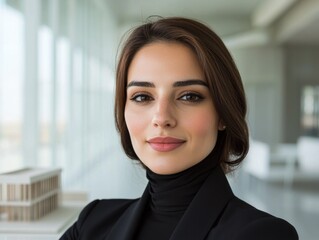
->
xmin=125 ymin=42 xmax=222 ymax=175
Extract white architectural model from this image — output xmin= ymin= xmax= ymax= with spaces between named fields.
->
xmin=0 ymin=168 xmax=61 ymax=221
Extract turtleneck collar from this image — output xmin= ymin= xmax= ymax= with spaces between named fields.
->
xmin=146 ymin=152 xmax=218 ymax=214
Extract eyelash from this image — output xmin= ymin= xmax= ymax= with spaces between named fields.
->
xmin=130 ymin=93 xmax=153 ymax=103
xmin=178 ymin=92 xmax=204 ymax=103
xmin=129 ymin=92 xmax=204 ymax=103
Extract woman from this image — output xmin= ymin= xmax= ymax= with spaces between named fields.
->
xmin=61 ymin=17 xmax=298 ymax=240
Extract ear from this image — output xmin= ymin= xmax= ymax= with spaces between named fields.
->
xmin=218 ymin=121 xmax=226 ymax=131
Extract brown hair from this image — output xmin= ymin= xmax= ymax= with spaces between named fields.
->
xmin=114 ymin=17 xmax=249 ymax=173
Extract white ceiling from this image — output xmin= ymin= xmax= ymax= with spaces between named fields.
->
xmin=290 ymin=19 xmax=319 ymax=44
xmin=106 ymin=0 xmax=264 ymax=23
xmin=104 ymin=0 xmax=319 ymax=46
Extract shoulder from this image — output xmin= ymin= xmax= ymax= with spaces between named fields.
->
xmin=59 ymin=198 xmax=137 ymax=240
xmin=210 ymin=197 xmax=298 ymax=240
xmin=234 ymin=215 xmax=298 ymax=240
xmin=77 ymin=198 xmax=136 ymax=226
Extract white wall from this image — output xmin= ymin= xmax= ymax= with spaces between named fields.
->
xmin=230 ymin=46 xmax=285 ymax=149
xmin=284 ymin=44 xmax=319 ymax=142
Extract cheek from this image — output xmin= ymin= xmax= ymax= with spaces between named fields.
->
xmin=124 ymin=110 xmax=145 ymax=139
xmin=188 ymin=111 xmax=219 ymax=138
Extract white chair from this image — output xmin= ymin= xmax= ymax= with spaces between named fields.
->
xmin=243 ymin=140 xmax=298 ymax=186
xmin=243 ymin=140 xmax=270 ymax=179
xmin=297 ymin=136 xmax=319 ymax=172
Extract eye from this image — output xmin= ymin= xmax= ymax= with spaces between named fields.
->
xmin=179 ymin=92 xmax=204 ymax=103
xmin=130 ymin=93 xmax=153 ymax=103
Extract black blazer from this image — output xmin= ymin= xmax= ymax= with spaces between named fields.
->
xmin=60 ymin=166 xmax=298 ymax=240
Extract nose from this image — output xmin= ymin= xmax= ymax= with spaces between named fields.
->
xmin=152 ymin=99 xmax=177 ymax=128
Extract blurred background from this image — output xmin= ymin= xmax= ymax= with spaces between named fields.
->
xmin=0 ymin=0 xmax=319 ymax=239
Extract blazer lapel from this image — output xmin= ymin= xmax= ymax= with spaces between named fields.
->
xmin=170 ymin=166 xmax=234 ymax=240
xmin=105 ymin=184 xmax=151 ymax=240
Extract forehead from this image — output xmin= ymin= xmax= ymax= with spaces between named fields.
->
xmin=127 ymin=42 xmax=205 ymax=83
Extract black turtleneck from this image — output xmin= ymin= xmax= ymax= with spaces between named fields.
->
xmin=135 ymin=154 xmax=218 ymax=240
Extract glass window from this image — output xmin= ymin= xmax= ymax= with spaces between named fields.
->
xmin=0 ymin=2 xmax=25 ymax=172
xmin=0 ymin=0 xmax=119 ymax=195
xmin=56 ymin=36 xmax=70 ymax=167
xmin=38 ymin=25 xmax=53 ymax=167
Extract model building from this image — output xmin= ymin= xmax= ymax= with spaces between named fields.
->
xmin=0 ymin=168 xmax=61 ymax=221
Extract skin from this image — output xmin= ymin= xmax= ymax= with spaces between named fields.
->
xmin=125 ymin=42 xmax=224 ymax=175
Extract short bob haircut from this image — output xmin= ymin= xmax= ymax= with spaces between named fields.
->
xmin=115 ymin=17 xmax=249 ymax=173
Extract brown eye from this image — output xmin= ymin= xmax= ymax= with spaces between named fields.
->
xmin=130 ymin=94 xmax=153 ymax=103
xmin=179 ymin=93 xmax=204 ymax=102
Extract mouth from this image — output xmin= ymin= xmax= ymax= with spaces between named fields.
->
xmin=147 ymin=137 xmax=186 ymax=152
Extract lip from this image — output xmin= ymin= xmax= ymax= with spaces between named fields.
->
xmin=147 ymin=137 xmax=186 ymax=152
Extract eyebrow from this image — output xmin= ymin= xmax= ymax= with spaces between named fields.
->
xmin=127 ymin=81 xmax=155 ymax=88
xmin=127 ymin=79 xmax=208 ymax=88
xmin=173 ymin=79 xmax=208 ymax=87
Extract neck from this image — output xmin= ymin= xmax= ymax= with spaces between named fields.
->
xmin=146 ymin=152 xmax=218 ymax=213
